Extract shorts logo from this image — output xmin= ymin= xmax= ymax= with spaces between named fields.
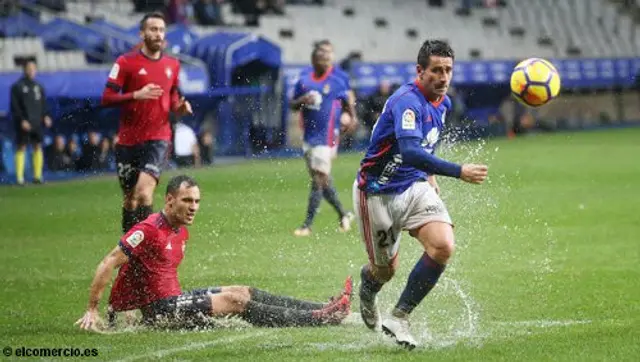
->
xmin=109 ymin=63 xmax=120 ymax=80
xmin=402 ymin=109 xmax=416 ymax=130
xmin=425 ymin=204 xmax=442 ymax=214
xmin=125 ymin=230 xmax=144 ymax=248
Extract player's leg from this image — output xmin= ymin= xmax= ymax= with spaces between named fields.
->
xmin=14 ymin=129 xmax=29 ymax=185
xmin=323 ymin=170 xmax=355 ymax=232
xmin=353 ymin=182 xmax=401 ymax=330
xmin=227 ymin=286 xmax=350 ymax=328
xmin=319 ymin=146 xmax=351 ymax=229
xmin=314 ymin=145 xmax=353 ymax=230
xmin=294 ymin=149 xmax=324 ymax=236
xmin=115 ymin=144 xmax=141 ymax=233
xmin=247 ymin=276 xmax=352 ymax=310
xmin=131 ymin=141 xmax=170 ymax=227
xmin=31 ymin=129 xmax=44 ymax=183
xmin=147 ymin=286 xmax=350 ymax=328
xmin=383 ymin=182 xmax=454 ymax=349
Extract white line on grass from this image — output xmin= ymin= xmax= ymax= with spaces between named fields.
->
xmin=113 ymin=331 xmax=268 ymax=362
xmin=493 ymin=319 xmax=592 ymax=328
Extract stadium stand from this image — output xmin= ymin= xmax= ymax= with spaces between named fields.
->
xmin=20 ymin=0 xmax=640 ymax=62
xmin=1 ymin=0 xmax=639 ymax=185
xmin=0 ymin=37 xmax=90 ymax=71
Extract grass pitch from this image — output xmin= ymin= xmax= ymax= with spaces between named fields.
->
xmin=1 ymin=128 xmax=639 ymax=361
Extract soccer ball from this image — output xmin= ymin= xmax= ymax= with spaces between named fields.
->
xmin=510 ymin=58 xmax=561 ymax=107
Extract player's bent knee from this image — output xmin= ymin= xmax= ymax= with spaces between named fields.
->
xmin=371 ymin=264 xmax=396 ymax=283
xmin=210 ymin=292 xmax=247 ymax=315
xmin=428 ymin=239 xmax=455 ymax=264
xmin=313 ymin=172 xmax=329 ymax=188
xmin=225 ymin=291 xmax=250 ymax=308
xmin=223 ymin=286 xmax=251 ymax=300
xmin=133 ymin=181 xmax=155 ymax=205
xmin=122 ymin=193 xmax=136 ymax=209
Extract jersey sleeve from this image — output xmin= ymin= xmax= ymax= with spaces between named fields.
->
xmin=118 ymin=223 xmax=157 ymax=259
xmin=335 ymin=78 xmax=349 ymax=102
xmin=292 ymin=78 xmax=305 ymax=100
xmin=337 ymin=70 xmax=352 ymax=90
xmin=392 ymin=96 xmax=423 ymax=140
xmin=106 ymin=56 xmax=128 ymax=91
xmin=102 ymin=56 xmax=134 ymax=105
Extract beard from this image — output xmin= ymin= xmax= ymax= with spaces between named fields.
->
xmin=143 ymin=36 xmax=164 ymax=52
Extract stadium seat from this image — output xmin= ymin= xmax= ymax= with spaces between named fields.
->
xmin=9 ymin=0 xmax=639 ymax=64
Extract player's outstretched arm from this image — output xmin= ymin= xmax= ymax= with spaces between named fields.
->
xmin=399 ymin=137 xmax=462 ymax=178
xmin=398 ymin=137 xmax=489 ymax=184
xmin=75 ymin=246 xmax=128 ymax=331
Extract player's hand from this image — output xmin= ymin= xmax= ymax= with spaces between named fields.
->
xmin=75 ymin=309 xmax=104 ymax=332
xmin=43 ymin=116 xmax=52 ymax=128
xmin=342 ymin=114 xmax=359 ymax=134
xmin=297 ymin=94 xmax=316 ymax=106
xmin=428 ymin=175 xmax=440 ymax=194
xmin=134 ymin=83 xmax=163 ymax=100
xmin=175 ymin=97 xmax=193 ymax=116
xmin=21 ymin=120 xmax=31 ymax=132
xmin=460 ymin=164 xmax=488 ymax=184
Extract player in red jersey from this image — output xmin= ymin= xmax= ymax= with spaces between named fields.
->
xmin=101 ymin=12 xmax=193 ymax=234
xmin=75 ymin=175 xmax=352 ymax=331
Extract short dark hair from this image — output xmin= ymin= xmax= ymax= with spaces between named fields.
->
xmin=139 ymin=11 xmax=166 ymax=30
xmin=22 ymin=59 xmax=37 ymax=70
xmin=417 ymin=40 xmax=455 ymax=68
xmin=166 ymin=175 xmax=198 ymax=196
xmin=314 ymin=39 xmax=332 ymax=49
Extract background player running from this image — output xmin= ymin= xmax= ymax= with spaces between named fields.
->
xmin=75 ymin=175 xmax=352 ymax=331
xmin=353 ymin=40 xmax=488 ymax=349
xmin=101 ymin=12 xmax=193 ymax=234
xmin=302 ymin=39 xmax=356 ymax=126
xmin=290 ymin=47 xmax=357 ymax=237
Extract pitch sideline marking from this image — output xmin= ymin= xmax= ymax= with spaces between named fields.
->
xmin=113 ymin=330 xmax=268 ymax=362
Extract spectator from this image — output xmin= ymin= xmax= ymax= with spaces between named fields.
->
xmin=133 ymin=0 xmax=165 ymax=13
xmin=46 ymin=134 xmax=74 ymax=171
xmin=167 ymin=0 xmax=194 ymax=25
xmin=362 ymin=81 xmax=394 ymax=133
xmin=97 ymin=137 xmax=114 ymax=170
xmin=173 ymin=122 xmax=200 ymax=168
xmin=232 ymin=0 xmax=262 ymax=26
xmin=66 ymin=138 xmax=81 ymax=170
xmin=198 ymin=130 xmax=215 ymax=165
xmin=77 ymin=131 xmax=101 ymax=172
xmin=194 ymin=0 xmax=224 ymax=25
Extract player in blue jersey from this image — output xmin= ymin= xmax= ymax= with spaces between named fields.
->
xmin=303 ymin=39 xmax=355 ymax=109
xmin=353 ymin=40 xmax=488 ymax=349
xmin=290 ymin=47 xmax=357 ymax=237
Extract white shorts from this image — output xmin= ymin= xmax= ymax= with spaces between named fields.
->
xmin=303 ymin=143 xmax=337 ymax=175
xmin=352 ymin=180 xmax=453 ymax=266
